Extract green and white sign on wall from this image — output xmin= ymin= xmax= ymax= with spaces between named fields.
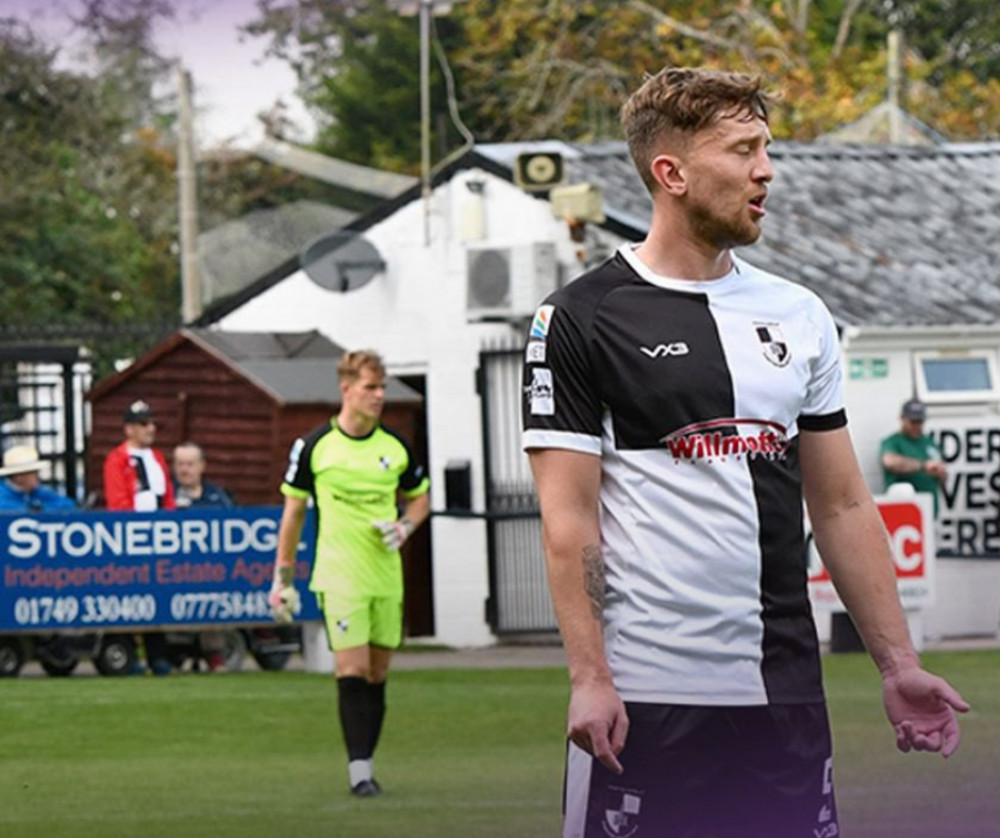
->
xmin=849 ymin=357 xmax=889 ymax=380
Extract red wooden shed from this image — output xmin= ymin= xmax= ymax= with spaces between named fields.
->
xmin=84 ymin=328 xmax=433 ymax=635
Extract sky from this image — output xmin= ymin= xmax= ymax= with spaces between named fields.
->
xmin=3 ymin=0 xmax=315 ymax=149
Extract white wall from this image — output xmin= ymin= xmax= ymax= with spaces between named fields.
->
xmin=218 ymin=168 xmax=615 ymax=647
xmin=841 ymin=328 xmax=1000 ymax=643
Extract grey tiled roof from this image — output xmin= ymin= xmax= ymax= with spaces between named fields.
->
xmin=184 ymin=329 xmax=421 ymax=406
xmin=198 ymin=200 xmax=357 ymax=307
xmin=477 ymin=141 xmax=1000 ymax=328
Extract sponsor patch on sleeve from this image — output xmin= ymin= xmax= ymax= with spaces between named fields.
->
xmin=529 ymin=368 xmax=555 ymax=415
xmin=525 ymin=340 xmax=546 ymax=363
xmin=530 ymin=304 xmax=555 ymax=340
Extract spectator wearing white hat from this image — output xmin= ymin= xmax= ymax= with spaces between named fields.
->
xmin=0 ymin=445 xmax=76 ymax=512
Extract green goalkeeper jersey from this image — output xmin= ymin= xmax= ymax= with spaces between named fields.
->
xmin=281 ymin=420 xmax=429 ymax=598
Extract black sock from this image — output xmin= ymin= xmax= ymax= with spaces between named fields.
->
xmin=337 ymin=676 xmax=371 ymax=760
xmin=368 ymin=680 xmax=386 ymax=754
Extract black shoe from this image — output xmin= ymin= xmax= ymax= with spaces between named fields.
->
xmin=350 ymin=779 xmax=381 ymax=797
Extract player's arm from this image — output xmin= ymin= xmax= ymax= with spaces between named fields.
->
xmin=400 ymin=490 xmax=430 ymax=532
xmin=374 ymin=490 xmax=430 ymax=550
xmin=275 ymin=494 xmax=308 ymax=581
xmin=270 ymin=494 xmax=307 ymax=622
xmin=800 ymin=426 xmax=969 ymax=756
xmin=528 ymin=447 xmax=627 ymax=774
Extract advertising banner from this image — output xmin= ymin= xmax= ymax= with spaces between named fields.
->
xmin=0 ymin=506 xmax=320 ymax=633
xmin=808 ymin=493 xmax=935 ymax=611
xmin=928 ymin=416 xmax=1000 ymax=557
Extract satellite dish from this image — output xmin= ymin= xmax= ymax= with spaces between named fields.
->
xmin=300 ymin=231 xmax=386 ymax=292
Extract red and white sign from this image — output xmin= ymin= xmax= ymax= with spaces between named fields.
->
xmin=807 ymin=493 xmax=936 ymax=611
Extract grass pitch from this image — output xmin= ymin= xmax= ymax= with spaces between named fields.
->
xmin=0 ymin=650 xmax=998 ymax=838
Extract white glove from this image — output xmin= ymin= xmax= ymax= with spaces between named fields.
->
xmin=268 ymin=582 xmax=301 ymax=625
xmin=372 ymin=517 xmax=414 ymax=551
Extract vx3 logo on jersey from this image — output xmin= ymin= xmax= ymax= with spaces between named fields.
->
xmin=639 ymin=341 xmax=689 ymax=358
xmin=660 ymin=418 xmax=791 ymax=463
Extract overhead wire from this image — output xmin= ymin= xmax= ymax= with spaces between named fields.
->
xmin=429 ymin=14 xmax=476 ymax=177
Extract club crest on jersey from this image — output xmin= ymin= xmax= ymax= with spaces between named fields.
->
xmin=336 ymin=619 xmax=349 ymax=633
xmin=602 ymin=787 xmax=643 ymax=838
xmin=661 ymin=418 xmax=791 ymax=463
xmin=755 ymin=321 xmax=790 ymax=367
xmin=379 ymin=456 xmax=391 ymax=470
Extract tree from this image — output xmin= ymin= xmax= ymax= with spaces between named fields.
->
xmin=244 ymin=0 xmax=464 ymax=173
xmin=0 ymin=17 xmax=180 ymax=374
xmin=246 ymin=0 xmax=1000 ymax=164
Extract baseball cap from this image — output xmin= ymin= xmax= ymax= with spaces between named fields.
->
xmin=901 ymin=398 xmax=927 ymax=422
xmin=123 ymin=399 xmax=155 ymax=424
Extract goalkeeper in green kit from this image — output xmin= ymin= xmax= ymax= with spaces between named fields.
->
xmin=269 ymin=349 xmax=430 ymax=797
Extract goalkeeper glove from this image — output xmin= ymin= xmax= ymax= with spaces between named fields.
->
xmin=372 ymin=517 xmax=415 ymax=551
xmin=269 ymin=563 xmax=301 ymax=624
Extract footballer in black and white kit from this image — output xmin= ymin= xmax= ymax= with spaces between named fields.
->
xmin=524 ymin=244 xmax=844 ymax=707
xmin=524 ymin=245 xmax=845 ymax=836
xmin=530 ymin=66 xmax=967 ymax=838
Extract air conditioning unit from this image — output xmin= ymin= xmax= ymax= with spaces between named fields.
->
xmin=466 ymin=242 xmax=558 ymax=321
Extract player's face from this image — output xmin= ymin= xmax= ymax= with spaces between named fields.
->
xmin=172 ymin=448 xmax=204 ymax=489
xmin=342 ymin=366 xmax=386 ymax=422
xmin=681 ymin=114 xmax=773 ymax=249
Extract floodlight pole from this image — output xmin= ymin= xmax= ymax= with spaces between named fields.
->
xmin=396 ymin=0 xmax=460 ymax=244
xmin=177 ymin=67 xmax=202 ymax=322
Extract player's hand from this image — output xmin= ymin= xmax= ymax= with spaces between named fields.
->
xmin=372 ymin=517 xmax=414 ymax=551
xmin=882 ymin=666 xmax=970 ymax=758
xmin=567 ymin=680 xmax=629 ymax=774
xmin=268 ymin=584 xmax=300 ymax=625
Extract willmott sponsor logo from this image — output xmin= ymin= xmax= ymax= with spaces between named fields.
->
xmin=660 ymin=418 xmax=790 ymax=462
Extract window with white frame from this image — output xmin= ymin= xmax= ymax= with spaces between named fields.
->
xmin=913 ymin=349 xmax=1000 ymax=403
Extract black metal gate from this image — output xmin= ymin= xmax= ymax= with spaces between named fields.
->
xmin=0 ymin=345 xmax=90 ymax=503
xmin=478 ymin=344 xmax=556 ymax=634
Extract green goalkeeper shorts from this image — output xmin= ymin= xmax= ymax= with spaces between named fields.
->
xmin=316 ymin=592 xmax=403 ymax=651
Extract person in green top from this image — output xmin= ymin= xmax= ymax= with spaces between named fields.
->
xmin=880 ymin=398 xmax=948 ymax=512
xmin=269 ymin=349 xmax=430 ymax=798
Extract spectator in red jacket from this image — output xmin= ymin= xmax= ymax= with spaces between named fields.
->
xmin=103 ymin=399 xmax=175 ymax=675
xmin=104 ymin=400 xmax=176 ymax=512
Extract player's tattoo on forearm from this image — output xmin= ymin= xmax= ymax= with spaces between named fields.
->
xmin=582 ymin=544 xmax=605 ymax=620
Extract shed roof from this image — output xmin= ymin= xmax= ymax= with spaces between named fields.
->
xmin=88 ymin=329 xmax=422 ymax=407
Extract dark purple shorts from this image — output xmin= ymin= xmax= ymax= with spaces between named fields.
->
xmin=562 ymin=702 xmax=838 ymax=838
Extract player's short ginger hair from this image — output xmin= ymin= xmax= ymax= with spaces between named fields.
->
xmin=338 ymin=349 xmax=386 ymax=385
xmin=621 ymin=67 xmax=770 ymax=193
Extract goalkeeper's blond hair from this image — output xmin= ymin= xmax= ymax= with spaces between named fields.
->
xmin=337 ymin=349 xmax=386 ymax=385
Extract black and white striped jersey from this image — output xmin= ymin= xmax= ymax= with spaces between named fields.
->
xmin=522 ymin=244 xmax=847 ymax=706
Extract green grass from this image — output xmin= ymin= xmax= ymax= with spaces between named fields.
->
xmin=0 ymin=651 xmax=998 ymax=838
